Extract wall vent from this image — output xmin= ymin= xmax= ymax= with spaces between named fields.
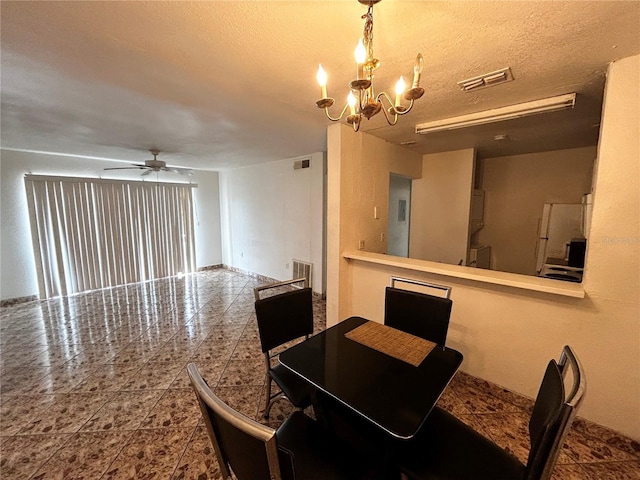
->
xmin=457 ymin=67 xmax=514 ymax=92
xmin=292 ymin=259 xmax=313 ymax=287
xmin=293 ymin=158 xmax=311 ymax=170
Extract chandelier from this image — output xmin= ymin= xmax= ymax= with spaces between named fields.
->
xmin=315 ymin=0 xmax=424 ymax=132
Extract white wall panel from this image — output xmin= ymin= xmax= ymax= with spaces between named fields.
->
xmin=219 ymin=153 xmax=325 ymax=294
xmin=410 ymin=149 xmax=475 ymax=265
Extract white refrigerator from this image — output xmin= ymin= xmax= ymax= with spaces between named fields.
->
xmin=535 ymin=203 xmax=584 ymax=273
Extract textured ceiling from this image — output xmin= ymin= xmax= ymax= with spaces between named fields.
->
xmin=1 ymin=1 xmax=639 ymax=170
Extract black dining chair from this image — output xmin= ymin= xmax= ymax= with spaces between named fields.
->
xmin=384 ymin=277 xmax=452 ymax=345
xmin=254 ymin=278 xmax=314 ymax=418
xmin=395 ymin=345 xmax=586 ymax=480
xmin=187 ymin=363 xmax=377 ymax=480
xmin=313 ymin=388 xmax=398 ymax=472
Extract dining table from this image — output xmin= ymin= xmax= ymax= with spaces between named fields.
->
xmin=279 ymin=316 xmax=464 ymax=440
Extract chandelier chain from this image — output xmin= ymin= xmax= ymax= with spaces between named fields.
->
xmin=363 ymin=4 xmax=374 ymax=62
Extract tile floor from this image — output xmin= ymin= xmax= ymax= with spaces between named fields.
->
xmin=1 ymin=269 xmax=638 ymax=479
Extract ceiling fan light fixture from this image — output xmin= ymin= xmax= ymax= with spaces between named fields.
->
xmin=103 ymin=149 xmax=193 ymax=176
xmin=415 ymin=93 xmax=576 ymax=134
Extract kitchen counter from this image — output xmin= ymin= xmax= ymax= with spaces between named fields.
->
xmin=344 ymin=251 xmax=585 ymax=298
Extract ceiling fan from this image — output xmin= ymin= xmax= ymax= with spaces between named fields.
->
xmin=104 ymin=150 xmax=193 ymax=176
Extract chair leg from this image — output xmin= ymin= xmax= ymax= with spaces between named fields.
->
xmin=264 ymin=375 xmax=273 ymax=419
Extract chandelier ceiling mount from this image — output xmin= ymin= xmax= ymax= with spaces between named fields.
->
xmin=315 ymin=0 xmax=424 ymax=131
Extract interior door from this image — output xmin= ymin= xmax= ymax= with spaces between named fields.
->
xmin=387 ymin=174 xmax=412 ymax=257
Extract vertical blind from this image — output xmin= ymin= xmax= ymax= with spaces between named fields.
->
xmin=24 ymin=175 xmax=197 ymax=299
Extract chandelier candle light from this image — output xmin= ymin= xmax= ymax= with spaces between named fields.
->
xmin=315 ymin=0 xmax=425 ymax=131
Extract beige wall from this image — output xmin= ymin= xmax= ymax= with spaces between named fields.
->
xmin=477 ymin=147 xmax=595 ymax=275
xmin=327 ymin=54 xmax=640 ymax=439
xmin=410 ymin=149 xmax=475 ymax=265
xmin=326 ymin=123 xmax=422 ymax=323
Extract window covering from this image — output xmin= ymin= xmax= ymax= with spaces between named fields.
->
xmin=24 ymin=175 xmax=197 ymax=299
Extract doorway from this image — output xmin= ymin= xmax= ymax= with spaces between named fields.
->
xmin=388 ymin=174 xmax=412 ymax=257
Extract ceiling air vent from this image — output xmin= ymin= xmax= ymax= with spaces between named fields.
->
xmin=457 ymin=67 xmax=514 ymax=92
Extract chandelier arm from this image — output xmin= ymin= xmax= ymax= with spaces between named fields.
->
xmin=377 ymin=91 xmax=394 ymax=107
xmin=380 ymin=107 xmax=398 ymax=126
xmin=376 ymin=92 xmax=399 ymax=126
xmin=377 ymin=92 xmax=416 ymax=116
xmin=396 ymin=98 xmax=416 ymax=116
xmin=381 ymin=108 xmax=398 ymax=126
xmin=324 ymin=102 xmax=351 ymax=122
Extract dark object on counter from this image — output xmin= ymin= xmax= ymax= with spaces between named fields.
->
xmin=544 ymin=272 xmax=582 ymax=283
xmin=568 ymin=238 xmax=587 ymax=268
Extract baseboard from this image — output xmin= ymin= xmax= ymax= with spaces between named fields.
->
xmin=0 ymin=294 xmax=39 ymax=307
xmin=197 ymin=264 xmax=223 ymax=272
xmin=222 ymin=264 xmax=325 ymax=298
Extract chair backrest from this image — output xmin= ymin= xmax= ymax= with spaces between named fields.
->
xmin=390 ymin=276 xmax=452 ymax=299
xmin=187 ymin=363 xmax=288 ymax=480
xmin=384 ymin=286 xmax=452 ymax=345
xmin=525 ymin=346 xmax=586 ymax=480
xmin=254 ymin=282 xmax=314 ymax=353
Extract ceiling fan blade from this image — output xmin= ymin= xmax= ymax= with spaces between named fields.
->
xmin=165 ymin=167 xmax=194 ymax=176
xmin=103 ymin=155 xmax=190 ymax=177
xmin=104 ymin=166 xmax=146 ymax=171
xmin=104 ymin=163 xmax=147 ymax=171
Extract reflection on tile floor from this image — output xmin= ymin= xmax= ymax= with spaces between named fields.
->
xmin=1 ymin=269 xmax=638 ymax=479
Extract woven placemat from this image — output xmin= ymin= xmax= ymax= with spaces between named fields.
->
xmin=345 ymin=321 xmax=436 ymax=367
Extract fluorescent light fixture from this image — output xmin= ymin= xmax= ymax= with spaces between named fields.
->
xmin=415 ymin=93 xmax=576 ymax=135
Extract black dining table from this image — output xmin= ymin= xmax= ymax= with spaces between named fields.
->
xmin=279 ymin=316 xmax=463 ymax=440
